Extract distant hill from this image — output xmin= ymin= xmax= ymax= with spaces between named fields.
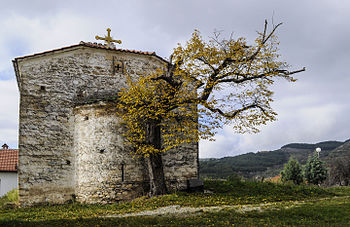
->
xmin=281 ymin=141 xmax=344 ymax=150
xmin=200 ymin=140 xmax=349 ymax=179
xmin=327 ymin=140 xmax=350 ymax=160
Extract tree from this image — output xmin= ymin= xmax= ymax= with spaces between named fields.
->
xmin=117 ymin=20 xmax=305 ymax=196
xmin=280 ymin=157 xmax=304 ymax=185
xmin=327 ymin=157 xmax=350 ymax=186
xmin=304 ymin=152 xmax=328 ymax=185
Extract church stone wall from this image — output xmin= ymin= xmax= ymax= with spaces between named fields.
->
xmin=14 ymin=45 xmax=199 ymax=206
xmin=15 ymin=47 xmax=164 ymax=206
xmin=74 ymin=103 xmax=148 ymax=203
xmin=163 ymin=142 xmax=199 ymax=191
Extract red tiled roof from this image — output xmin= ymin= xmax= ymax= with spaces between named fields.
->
xmin=14 ymin=41 xmax=167 ymax=62
xmin=0 ymin=149 xmax=18 ymax=172
xmin=80 ymin=41 xmax=156 ymax=55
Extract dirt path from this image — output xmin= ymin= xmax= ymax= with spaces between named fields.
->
xmin=104 ymin=199 xmax=307 ymax=218
xmin=103 ymin=196 xmax=349 ymax=218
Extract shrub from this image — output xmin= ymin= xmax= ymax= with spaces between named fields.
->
xmin=0 ymin=189 xmax=19 ymax=208
xmin=281 ymin=157 xmax=304 ymax=185
xmin=6 ymin=189 xmax=19 ymax=202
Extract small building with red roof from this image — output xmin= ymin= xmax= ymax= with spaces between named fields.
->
xmin=0 ymin=143 xmax=18 ymax=196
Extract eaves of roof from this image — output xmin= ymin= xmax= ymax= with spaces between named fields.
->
xmin=13 ymin=41 xmax=168 ymax=63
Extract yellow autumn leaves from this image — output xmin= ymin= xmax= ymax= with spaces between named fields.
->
xmin=117 ymin=24 xmax=299 ymax=157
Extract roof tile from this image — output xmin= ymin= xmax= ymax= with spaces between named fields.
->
xmin=0 ymin=149 xmax=18 ymax=172
xmin=14 ymin=41 xmax=166 ymax=62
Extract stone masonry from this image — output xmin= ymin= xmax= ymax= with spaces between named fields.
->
xmin=13 ymin=42 xmax=199 ymax=206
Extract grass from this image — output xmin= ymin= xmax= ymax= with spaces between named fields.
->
xmin=0 ymin=188 xmax=18 ymax=207
xmin=110 ymin=196 xmax=350 ymax=226
xmin=0 ymin=179 xmax=349 ymax=226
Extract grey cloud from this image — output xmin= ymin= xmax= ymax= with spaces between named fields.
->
xmin=0 ymin=0 xmax=349 ymax=156
xmin=0 ymin=80 xmax=18 ymax=148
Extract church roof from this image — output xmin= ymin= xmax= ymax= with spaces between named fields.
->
xmin=0 ymin=148 xmax=18 ymax=172
xmin=13 ymin=41 xmax=167 ymax=62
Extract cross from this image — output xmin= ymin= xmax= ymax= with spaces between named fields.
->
xmin=95 ymin=28 xmax=122 ymax=46
xmin=115 ymin=64 xmax=122 ymax=71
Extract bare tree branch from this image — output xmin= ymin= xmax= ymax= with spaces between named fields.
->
xmin=245 ymin=20 xmax=283 ymax=62
xmin=197 ymin=56 xmax=216 ymax=72
xmin=217 ymin=67 xmax=306 ymax=84
xmin=203 ymin=102 xmax=267 ymax=119
xmin=197 ymin=20 xmax=281 ymax=102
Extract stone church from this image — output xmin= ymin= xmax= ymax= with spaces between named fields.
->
xmin=13 ymin=30 xmax=199 ymax=206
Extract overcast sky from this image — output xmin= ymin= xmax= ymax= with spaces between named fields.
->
xmin=0 ymin=0 xmax=349 ymax=158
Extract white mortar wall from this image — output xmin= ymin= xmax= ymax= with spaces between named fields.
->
xmin=0 ymin=172 xmax=18 ymax=196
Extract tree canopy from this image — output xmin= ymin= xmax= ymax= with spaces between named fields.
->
xmin=117 ymin=20 xmax=305 ymax=195
xmin=304 ymin=152 xmax=328 ymax=185
xmin=118 ymin=21 xmax=305 ymax=157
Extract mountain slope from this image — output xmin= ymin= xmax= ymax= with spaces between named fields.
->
xmin=326 ymin=140 xmax=350 ymax=161
xmin=200 ymin=140 xmax=348 ymax=179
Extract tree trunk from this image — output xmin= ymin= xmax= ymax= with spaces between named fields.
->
xmin=146 ymin=121 xmax=168 ymax=196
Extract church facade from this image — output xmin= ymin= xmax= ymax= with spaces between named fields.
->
xmin=13 ymin=40 xmax=199 ymax=206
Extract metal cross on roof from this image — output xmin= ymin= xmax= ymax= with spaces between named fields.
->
xmin=95 ymin=28 xmax=122 ymax=46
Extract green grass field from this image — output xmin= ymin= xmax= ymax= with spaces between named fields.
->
xmin=1 ymin=180 xmax=350 ymax=226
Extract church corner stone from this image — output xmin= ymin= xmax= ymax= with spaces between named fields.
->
xmin=13 ymin=43 xmax=199 ymax=206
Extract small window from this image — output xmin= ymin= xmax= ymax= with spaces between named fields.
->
xmin=112 ymin=57 xmax=125 ymax=74
xmin=121 ymin=161 xmax=125 ymax=182
xmin=114 ymin=62 xmax=123 ymax=72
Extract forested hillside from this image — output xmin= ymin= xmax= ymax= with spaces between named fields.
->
xmin=200 ymin=140 xmax=348 ymax=179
